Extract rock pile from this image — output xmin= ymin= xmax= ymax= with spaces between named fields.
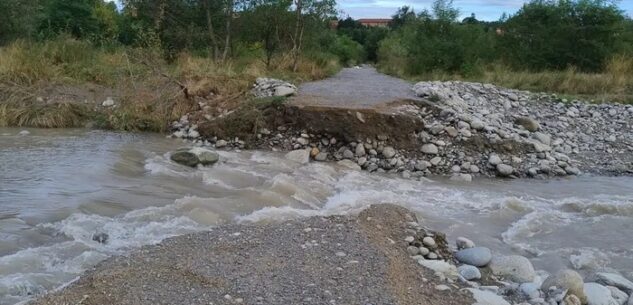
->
xmin=251 ymin=78 xmax=297 ymax=98
xmin=171 ymin=78 xmax=633 ymax=180
xmin=411 ymin=81 xmax=633 ymax=177
xmin=403 ymin=226 xmax=633 ymax=305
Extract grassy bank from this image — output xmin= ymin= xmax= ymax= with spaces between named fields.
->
xmin=0 ymin=38 xmax=340 ymax=130
xmin=380 ymin=56 xmax=633 ymax=104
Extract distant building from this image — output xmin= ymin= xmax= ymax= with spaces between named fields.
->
xmin=357 ymin=18 xmax=391 ymax=27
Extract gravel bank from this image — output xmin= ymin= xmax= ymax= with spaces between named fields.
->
xmin=31 ymin=205 xmax=473 ymax=305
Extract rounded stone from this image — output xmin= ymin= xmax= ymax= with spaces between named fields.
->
xmin=458 ymin=264 xmax=482 ymax=280
xmin=496 ymin=164 xmax=514 ymax=176
xmin=382 ymin=146 xmax=396 ymax=158
xmin=421 ymin=144 xmax=439 ymax=155
xmin=455 ymin=247 xmax=492 ymax=267
xmin=489 ymin=255 xmax=536 ymax=283
xmin=170 ymin=151 xmax=200 ymax=167
xmin=419 ymin=247 xmax=430 ymax=256
xmin=407 ymin=246 xmax=420 ymax=256
xmin=198 ymin=151 xmax=220 ymax=166
xmin=585 ymin=283 xmax=619 ymax=305
xmin=422 ymin=237 xmax=436 ymax=248
xmin=541 ymin=269 xmax=586 ymax=304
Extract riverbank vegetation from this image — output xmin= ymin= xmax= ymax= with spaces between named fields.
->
xmin=1 ymin=0 xmax=632 ymax=129
xmin=0 ymin=0 xmax=350 ymax=129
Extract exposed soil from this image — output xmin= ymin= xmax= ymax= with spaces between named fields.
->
xmin=31 ymin=205 xmax=474 ymax=305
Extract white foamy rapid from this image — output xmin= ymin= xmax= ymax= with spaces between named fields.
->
xmin=1 ymin=128 xmax=632 ymax=304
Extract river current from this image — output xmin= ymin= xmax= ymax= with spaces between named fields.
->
xmin=1 ymin=128 xmax=632 ymax=304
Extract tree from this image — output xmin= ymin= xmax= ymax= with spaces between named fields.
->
xmin=498 ymin=0 xmax=629 ymax=71
xmin=40 ymin=0 xmax=101 ymax=39
xmin=0 ymin=0 xmax=43 ymax=44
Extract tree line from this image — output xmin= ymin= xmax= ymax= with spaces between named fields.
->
xmin=1 ymin=0 xmax=632 ymax=76
xmin=373 ymin=0 xmax=633 ymax=76
xmin=0 ymin=0 xmax=347 ymax=70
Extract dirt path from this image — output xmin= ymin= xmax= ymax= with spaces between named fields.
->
xmin=291 ymin=66 xmax=421 ymax=109
xmin=32 ymin=205 xmax=473 ymax=305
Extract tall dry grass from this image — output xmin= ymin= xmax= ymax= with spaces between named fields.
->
xmin=0 ymin=38 xmax=341 ymax=130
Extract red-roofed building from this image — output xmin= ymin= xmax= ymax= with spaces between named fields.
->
xmin=358 ymin=18 xmax=391 ymax=27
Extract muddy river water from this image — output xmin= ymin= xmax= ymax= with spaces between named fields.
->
xmin=1 ymin=128 xmax=632 ymax=304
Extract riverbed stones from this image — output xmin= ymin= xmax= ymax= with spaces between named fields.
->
xmin=285 ymin=149 xmax=310 ymax=164
xmin=496 ymin=164 xmax=514 ymax=177
xmin=355 ymin=144 xmax=366 ymax=157
xmin=417 ymin=260 xmax=459 ymax=280
xmin=594 ymin=273 xmax=633 ymax=294
xmin=489 ymin=255 xmax=536 ymax=283
xmin=170 ymin=151 xmax=200 ymax=167
xmin=197 ymin=151 xmax=220 ymax=166
xmin=455 ymin=247 xmax=492 ymax=267
xmin=489 ymin=154 xmax=502 ymax=166
xmin=337 ymin=160 xmax=361 ymax=170
xmin=585 ymin=283 xmax=619 ymax=305
xmin=607 ymin=286 xmax=628 ymax=305
xmin=422 ymin=237 xmax=436 ymax=248
xmin=382 ymin=146 xmax=396 ymax=158
xmin=314 ymin=152 xmax=328 ymax=161
xmin=467 ymin=288 xmax=511 ymax=305
xmin=215 ymin=139 xmax=228 ymax=148
xmin=421 ymin=144 xmax=439 ymax=155
xmin=458 ymin=265 xmax=482 ymax=280
xmin=515 ymin=117 xmax=540 ymax=132
xmin=541 ymin=269 xmax=587 ymax=304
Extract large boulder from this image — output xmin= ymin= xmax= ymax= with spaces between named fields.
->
xmin=489 ymin=255 xmax=536 ymax=283
xmin=593 ymin=273 xmax=633 ymax=294
xmin=541 ymin=269 xmax=587 ymax=304
xmin=584 ymin=283 xmax=619 ymax=305
xmin=170 ymin=151 xmax=200 ymax=167
xmin=455 ymin=247 xmax=492 ymax=267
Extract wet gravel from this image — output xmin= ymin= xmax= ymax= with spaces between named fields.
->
xmin=32 ymin=205 xmax=473 ymax=305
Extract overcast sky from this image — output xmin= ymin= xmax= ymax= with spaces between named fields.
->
xmin=338 ymin=0 xmax=633 ymax=21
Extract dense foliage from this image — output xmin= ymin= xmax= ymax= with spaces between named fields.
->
xmin=0 ymin=0 xmax=363 ymax=67
xmin=378 ymin=0 xmax=633 ymax=76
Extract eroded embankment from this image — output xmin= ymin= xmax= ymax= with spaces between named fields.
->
xmin=175 ymin=74 xmax=633 ymax=180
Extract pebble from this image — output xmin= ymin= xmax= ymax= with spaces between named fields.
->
xmin=422 ymin=237 xmax=436 ymax=248
xmin=407 ymin=246 xmax=420 ymax=256
xmin=421 ymin=144 xmax=439 ymax=155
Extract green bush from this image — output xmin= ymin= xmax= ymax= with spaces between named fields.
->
xmin=328 ymin=34 xmax=366 ymax=66
xmin=498 ymin=0 xmax=630 ymax=72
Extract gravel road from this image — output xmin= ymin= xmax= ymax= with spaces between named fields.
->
xmin=32 ymin=205 xmax=473 ymax=305
xmin=291 ymin=66 xmax=420 ymax=109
